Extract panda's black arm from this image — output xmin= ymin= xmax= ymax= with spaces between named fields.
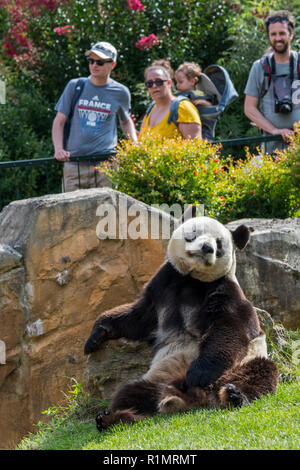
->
xmin=84 ymin=261 xmax=177 ymax=355
xmin=84 ymin=292 xmax=157 ymax=354
xmin=186 ymin=318 xmax=249 ymax=388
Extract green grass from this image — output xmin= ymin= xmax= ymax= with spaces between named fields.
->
xmin=18 ymin=381 xmax=299 ymax=451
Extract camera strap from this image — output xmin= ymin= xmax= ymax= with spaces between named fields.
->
xmin=260 ymin=51 xmax=299 ymax=98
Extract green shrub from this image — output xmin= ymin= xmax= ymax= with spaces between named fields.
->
xmin=97 ymin=130 xmax=300 ymax=222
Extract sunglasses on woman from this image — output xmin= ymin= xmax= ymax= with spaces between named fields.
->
xmin=87 ymin=57 xmax=113 ymax=66
xmin=145 ymin=79 xmax=168 ymax=88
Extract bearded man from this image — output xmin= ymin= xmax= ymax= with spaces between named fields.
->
xmin=244 ymin=10 xmax=300 ymax=153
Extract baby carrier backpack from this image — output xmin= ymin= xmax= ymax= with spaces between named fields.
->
xmin=194 ymin=65 xmax=238 ymax=140
xmin=173 ymin=65 xmax=238 ymax=140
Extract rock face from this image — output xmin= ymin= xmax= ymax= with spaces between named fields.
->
xmin=0 ymin=245 xmax=27 ymax=449
xmin=0 ymin=189 xmax=174 ymax=449
xmin=84 ymin=339 xmax=152 ymax=399
xmin=227 ymin=218 xmax=300 ymax=329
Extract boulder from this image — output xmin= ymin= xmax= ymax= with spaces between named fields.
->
xmin=0 ymin=244 xmax=28 ymax=449
xmin=84 ymin=339 xmax=152 ymax=399
xmin=256 ymin=308 xmax=288 ymax=348
xmin=227 ymin=218 xmax=300 ymax=329
xmin=0 ymin=189 xmax=174 ymax=448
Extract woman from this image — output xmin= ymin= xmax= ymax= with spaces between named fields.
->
xmin=140 ymin=64 xmax=202 ymax=140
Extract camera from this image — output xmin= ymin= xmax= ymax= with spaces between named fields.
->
xmin=274 ymin=97 xmax=293 ymax=114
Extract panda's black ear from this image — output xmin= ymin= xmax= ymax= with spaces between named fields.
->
xmin=178 ymin=205 xmax=197 ymax=225
xmin=231 ymin=225 xmax=251 ymax=250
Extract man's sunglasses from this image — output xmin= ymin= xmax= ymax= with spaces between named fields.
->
xmin=266 ymin=16 xmax=294 ymax=29
xmin=87 ymin=57 xmax=113 ymax=66
xmin=145 ymin=79 xmax=168 ymax=88
xmin=266 ymin=16 xmax=289 ymax=25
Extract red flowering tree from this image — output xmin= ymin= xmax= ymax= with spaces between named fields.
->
xmin=0 ymin=0 xmax=236 ymax=101
xmin=136 ymin=34 xmax=159 ymax=50
xmin=0 ymin=0 xmax=299 ymax=206
xmin=127 ymin=0 xmax=145 ymax=12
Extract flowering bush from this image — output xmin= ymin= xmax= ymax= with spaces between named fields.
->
xmin=128 ymin=0 xmax=145 ymax=12
xmin=97 ymin=131 xmax=300 ymax=222
xmin=54 ymin=25 xmax=73 ymax=37
xmin=135 ymin=34 xmax=159 ymax=51
xmin=98 ymin=134 xmax=224 ymax=207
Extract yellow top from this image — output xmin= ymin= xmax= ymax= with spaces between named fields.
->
xmin=140 ymin=99 xmax=201 ymax=139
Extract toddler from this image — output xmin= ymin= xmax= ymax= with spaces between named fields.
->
xmin=175 ymin=62 xmax=212 ymax=107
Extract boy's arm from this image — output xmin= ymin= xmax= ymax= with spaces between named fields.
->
xmin=52 ymin=112 xmax=71 ymax=161
xmin=119 ymin=116 xmax=138 ymax=142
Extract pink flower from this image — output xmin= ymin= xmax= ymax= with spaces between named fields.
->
xmin=41 ymin=0 xmax=57 ymax=10
xmin=135 ymin=34 xmax=159 ymax=50
xmin=128 ymin=0 xmax=145 ymax=12
xmin=54 ymin=25 xmax=72 ymax=36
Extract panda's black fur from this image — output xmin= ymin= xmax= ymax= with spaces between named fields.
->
xmin=84 ymin=215 xmax=278 ymax=432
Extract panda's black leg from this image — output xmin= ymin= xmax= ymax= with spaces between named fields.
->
xmin=217 ymin=357 xmax=278 ymax=408
xmin=96 ymin=409 xmax=111 ymax=432
xmin=95 ymin=379 xmax=162 ymax=432
xmin=219 ymin=383 xmax=246 ymax=408
xmin=96 ymin=408 xmax=147 ymax=432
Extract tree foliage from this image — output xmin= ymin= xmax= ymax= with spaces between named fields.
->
xmin=0 ymin=0 xmax=299 ymax=208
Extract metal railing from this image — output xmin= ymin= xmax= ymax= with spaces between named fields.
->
xmin=0 ymin=135 xmax=284 ymax=211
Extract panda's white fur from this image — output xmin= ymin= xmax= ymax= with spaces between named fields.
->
xmin=168 ymin=216 xmax=238 ymax=283
xmin=240 ymin=333 xmax=268 ymax=365
xmin=143 ymin=216 xmax=268 ymax=384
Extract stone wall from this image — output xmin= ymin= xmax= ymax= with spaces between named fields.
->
xmin=0 ymin=190 xmax=299 ymax=448
xmin=228 ymin=218 xmax=300 ymax=330
xmin=0 ymin=244 xmax=28 ymax=449
xmin=0 ymin=189 xmax=174 ymax=449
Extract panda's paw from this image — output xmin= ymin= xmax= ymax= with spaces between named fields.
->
xmin=220 ymin=384 xmax=245 ymax=408
xmin=84 ymin=326 xmax=110 ymax=354
xmin=159 ymin=395 xmax=186 ymax=414
xmin=95 ymin=409 xmax=111 ymax=432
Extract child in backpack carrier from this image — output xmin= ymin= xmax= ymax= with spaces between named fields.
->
xmin=175 ymin=62 xmax=213 ymax=107
xmin=175 ymin=62 xmax=214 ymax=140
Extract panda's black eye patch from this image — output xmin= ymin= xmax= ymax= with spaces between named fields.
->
xmin=216 ymin=238 xmax=225 ymax=258
xmin=184 ymin=232 xmax=196 ymax=242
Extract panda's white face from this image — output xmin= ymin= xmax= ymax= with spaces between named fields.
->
xmin=167 ymin=216 xmax=235 ymax=282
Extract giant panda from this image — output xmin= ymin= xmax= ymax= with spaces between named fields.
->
xmin=84 ymin=214 xmax=278 ymax=432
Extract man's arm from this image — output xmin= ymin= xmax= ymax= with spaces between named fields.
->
xmin=178 ymin=122 xmax=202 ymax=140
xmin=52 ymin=111 xmax=71 ymax=161
xmin=119 ymin=116 xmax=138 ymax=142
xmin=244 ymin=94 xmax=294 ymax=141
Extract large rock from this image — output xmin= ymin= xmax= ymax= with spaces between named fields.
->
xmin=84 ymin=339 xmax=152 ymax=399
xmin=227 ymin=218 xmax=300 ymax=329
xmin=0 ymin=189 xmax=174 ymax=448
xmin=0 ymin=244 xmax=28 ymax=449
